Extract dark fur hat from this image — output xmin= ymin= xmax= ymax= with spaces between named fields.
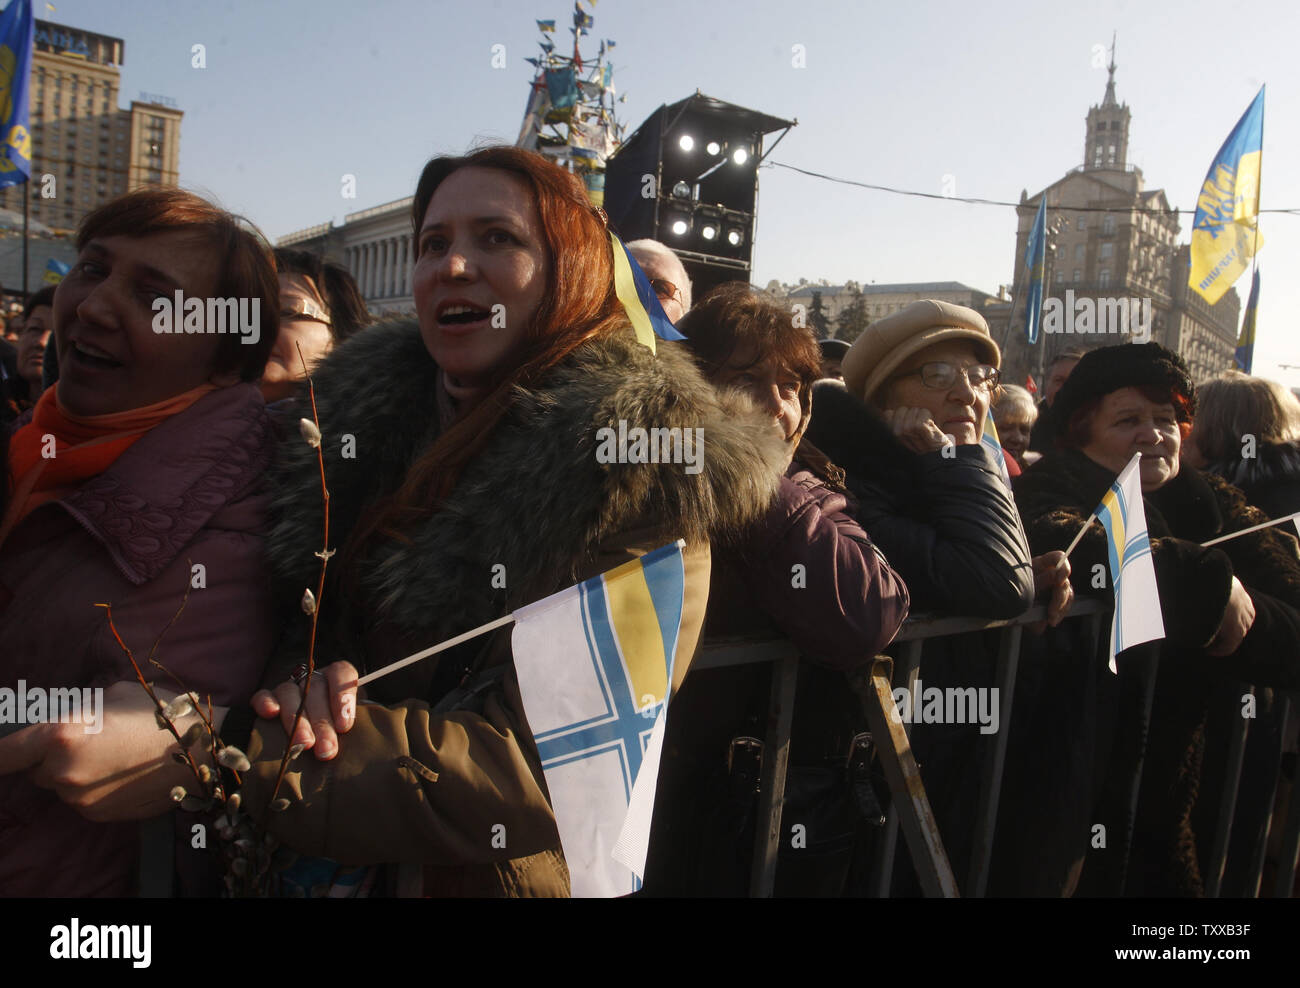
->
xmin=1052 ymin=342 xmax=1196 ymax=438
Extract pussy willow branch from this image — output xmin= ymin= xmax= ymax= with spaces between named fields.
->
xmin=266 ymin=344 xmax=332 ymax=811
xmin=94 ymin=601 xmax=207 ymax=787
xmin=139 ymin=566 xmax=237 ymax=792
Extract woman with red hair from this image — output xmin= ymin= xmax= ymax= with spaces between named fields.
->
xmin=48 ymin=147 xmax=785 ymax=896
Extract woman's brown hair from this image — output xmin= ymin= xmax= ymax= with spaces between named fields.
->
xmin=677 ymin=281 xmax=844 ymax=485
xmin=1192 ymin=370 xmax=1300 ymax=462
xmin=678 ymin=281 xmax=823 ymax=437
xmin=348 ymin=146 xmax=628 ymax=556
xmin=75 ymin=188 xmax=279 ymax=381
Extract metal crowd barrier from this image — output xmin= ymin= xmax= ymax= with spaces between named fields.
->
xmin=691 ymin=598 xmax=1300 ymax=898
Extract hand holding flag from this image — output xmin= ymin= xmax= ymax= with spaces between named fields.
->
xmin=1065 ymin=452 xmax=1165 ymax=672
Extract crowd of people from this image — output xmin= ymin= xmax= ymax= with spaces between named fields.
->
xmin=0 ymin=145 xmax=1298 ymax=898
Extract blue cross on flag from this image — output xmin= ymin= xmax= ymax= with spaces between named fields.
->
xmin=511 ymin=540 xmax=687 ymax=896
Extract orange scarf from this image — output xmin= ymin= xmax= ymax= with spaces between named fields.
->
xmin=2 ymin=384 xmax=220 ymax=543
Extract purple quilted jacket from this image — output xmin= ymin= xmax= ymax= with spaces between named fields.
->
xmin=0 ymin=383 xmax=276 ymax=896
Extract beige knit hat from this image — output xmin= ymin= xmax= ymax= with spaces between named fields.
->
xmin=841 ymin=299 xmax=1001 ymax=403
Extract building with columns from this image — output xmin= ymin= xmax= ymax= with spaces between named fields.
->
xmin=278 ymin=197 xmax=416 ymax=316
xmin=1000 ymin=48 xmax=1240 ymax=387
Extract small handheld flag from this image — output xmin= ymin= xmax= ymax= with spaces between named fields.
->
xmin=1080 ymin=452 xmax=1166 ymax=672
xmin=981 ymin=415 xmax=1012 ymax=487
xmin=511 ymin=540 xmax=687 ymax=896
xmin=1190 ymin=87 xmax=1265 ymax=305
xmin=610 ymin=232 xmax=687 ymax=353
xmin=1023 ymin=198 xmax=1047 ymax=344
xmin=352 ymin=541 xmax=690 ymax=897
xmin=0 ymin=0 xmax=35 ymax=190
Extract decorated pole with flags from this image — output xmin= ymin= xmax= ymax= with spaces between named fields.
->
xmin=1064 ymin=452 xmax=1165 ymax=672
xmin=355 ymin=541 xmax=690 ymax=897
xmin=1190 ymin=87 xmax=1264 ymax=306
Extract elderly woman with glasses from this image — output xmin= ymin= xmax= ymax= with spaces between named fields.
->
xmin=806 ymin=300 xmax=1069 ymax=893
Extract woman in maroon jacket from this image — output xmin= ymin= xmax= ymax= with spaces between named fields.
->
xmin=644 ymin=283 xmax=911 ymax=896
xmin=0 ymin=189 xmax=280 ymax=896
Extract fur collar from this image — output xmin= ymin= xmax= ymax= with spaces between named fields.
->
xmin=266 ymin=317 xmax=787 ymax=646
xmin=1204 ymin=440 xmax=1300 ymax=495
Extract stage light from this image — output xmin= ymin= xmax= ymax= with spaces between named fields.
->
xmin=672 ymin=180 xmax=691 ymax=199
xmin=678 ymin=135 xmax=694 ymax=151
xmin=732 ymin=147 xmax=749 ymax=165
xmin=670 ymin=217 xmax=689 ymax=237
xmin=701 ymin=224 xmax=718 ymax=241
xmin=706 ymin=141 xmax=722 ymax=156
xmin=726 ymin=227 xmax=744 ymax=246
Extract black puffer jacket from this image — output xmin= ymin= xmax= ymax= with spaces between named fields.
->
xmin=1014 ymin=448 xmax=1300 ymax=896
xmin=807 ymin=383 xmax=1034 ymax=618
xmin=806 ymin=382 xmax=1035 ymax=891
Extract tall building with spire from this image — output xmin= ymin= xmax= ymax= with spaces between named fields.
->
xmin=999 ymin=41 xmax=1240 ymax=387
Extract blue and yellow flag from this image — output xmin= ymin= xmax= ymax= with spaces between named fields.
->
xmin=1023 ymin=197 xmax=1047 ymax=344
xmin=536 ymin=18 xmax=556 ymax=32
xmin=610 ymin=232 xmax=687 ymax=354
xmin=1094 ymin=452 xmax=1165 ymax=672
xmin=981 ymin=414 xmax=1012 ymax=486
xmin=511 ymin=540 xmax=688 ymax=896
xmin=0 ymin=0 xmax=34 ymax=189
xmin=42 ymin=257 xmax=70 ymax=284
xmin=1190 ymin=87 xmax=1265 ymax=305
xmin=1235 ymin=267 xmax=1259 ymax=373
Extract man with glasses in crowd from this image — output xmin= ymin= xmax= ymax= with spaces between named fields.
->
xmin=627 ymin=239 xmax=692 ymax=325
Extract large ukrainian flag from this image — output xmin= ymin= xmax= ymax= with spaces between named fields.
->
xmin=511 ymin=540 xmax=687 ymax=897
xmin=0 ymin=0 xmax=34 ymax=189
xmin=1094 ymin=452 xmax=1165 ymax=672
xmin=1190 ymin=87 xmax=1265 ymax=305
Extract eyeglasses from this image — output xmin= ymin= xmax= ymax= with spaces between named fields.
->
xmin=894 ymin=361 xmax=1000 ymax=392
xmin=649 ymin=278 xmax=682 ymax=306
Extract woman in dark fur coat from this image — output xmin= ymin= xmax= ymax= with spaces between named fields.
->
xmin=1013 ymin=343 xmax=1300 ymax=897
xmin=230 ymin=149 xmax=795 ymax=896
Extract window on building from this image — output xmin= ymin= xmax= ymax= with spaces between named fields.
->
xmin=1077 ymin=216 xmax=1087 ymax=231
xmin=1055 ymin=269 xmax=1065 ymax=285
xmin=1099 ymin=270 xmax=1111 ymax=288
xmin=1102 ymin=214 xmax=1116 ymax=234
xmin=1074 ymin=243 xmax=1084 ymax=261
xmin=1072 ymin=269 xmax=1081 ymax=283
xmin=1101 ymin=243 xmax=1113 ymax=260
xmin=1094 ymin=146 xmax=1103 ymax=167
xmin=1108 ymin=145 xmax=1117 ymax=164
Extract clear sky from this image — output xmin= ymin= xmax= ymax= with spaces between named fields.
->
xmin=36 ymin=0 xmax=1300 ymax=384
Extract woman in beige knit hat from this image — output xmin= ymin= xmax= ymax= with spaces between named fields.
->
xmin=806 ymin=299 xmax=1070 ymax=893
xmin=841 ymin=299 xmax=1001 ymax=455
